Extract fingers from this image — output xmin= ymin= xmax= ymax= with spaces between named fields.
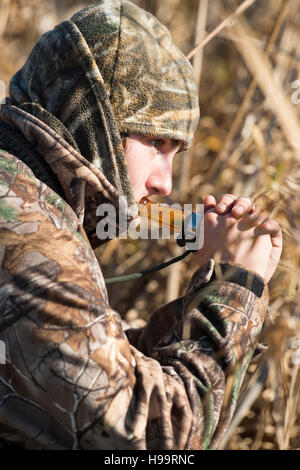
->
xmin=231 ymin=197 xmax=255 ymax=218
xmin=215 ymin=194 xmax=236 ymax=214
xmin=204 ymin=194 xmax=216 ymax=213
xmin=254 ymin=219 xmax=283 ymax=248
xmin=238 ymin=209 xmax=269 ymax=230
xmin=215 ymin=194 xmax=254 ymax=218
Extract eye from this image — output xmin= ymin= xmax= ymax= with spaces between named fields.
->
xmin=150 ymin=139 xmax=165 ymax=151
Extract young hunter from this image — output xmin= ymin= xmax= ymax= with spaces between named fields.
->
xmin=0 ymin=0 xmax=282 ymax=450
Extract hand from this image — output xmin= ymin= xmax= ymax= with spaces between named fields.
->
xmin=195 ymin=194 xmax=282 ymax=283
xmin=204 ymin=193 xmax=255 ymax=218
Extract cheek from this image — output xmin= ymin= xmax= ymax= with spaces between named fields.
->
xmin=125 ymin=143 xmax=153 ymax=187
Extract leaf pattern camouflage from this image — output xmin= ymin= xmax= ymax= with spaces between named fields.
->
xmin=7 ymin=0 xmax=199 ymax=215
xmin=0 ymin=0 xmax=269 ymax=450
xmin=0 ymin=132 xmax=268 ymax=449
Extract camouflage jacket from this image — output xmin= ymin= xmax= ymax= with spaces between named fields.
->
xmin=0 ymin=109 xmax=268 ymax=450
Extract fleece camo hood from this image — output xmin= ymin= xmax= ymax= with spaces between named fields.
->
xmin=0 ymin=0 xmax=199 ymax=244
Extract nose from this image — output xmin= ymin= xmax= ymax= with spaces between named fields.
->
xmin=145 ymin=156 xmax=173 ymax=196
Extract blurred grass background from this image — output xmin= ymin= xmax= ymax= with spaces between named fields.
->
xmin=1 ymin=0 xmax=300 ymax=450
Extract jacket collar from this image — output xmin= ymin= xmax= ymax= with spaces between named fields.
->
xmin=0 ymin=104 xmax=136 ymax=248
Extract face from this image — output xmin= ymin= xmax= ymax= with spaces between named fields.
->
xmin=123 ymin=134 xmax=183 ymax=202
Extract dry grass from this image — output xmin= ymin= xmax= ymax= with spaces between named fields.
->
xmin=1 ymin=0 xmax=300 ymax=450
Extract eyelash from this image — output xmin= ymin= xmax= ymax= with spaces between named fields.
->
xmin=149 ymin=138 xmax=183 ymax=155
xmin=151 ymin=139 xmax=165 ymax=151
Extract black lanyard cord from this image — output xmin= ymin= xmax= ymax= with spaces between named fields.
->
xmin=104 ymin=249 xmax=192 ymax=284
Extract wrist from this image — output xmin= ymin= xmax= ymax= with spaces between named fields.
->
xmin=210 ymin=261 xmax=266 ymax=298
xmin=183 ymin=259 xmax=268 ymax=315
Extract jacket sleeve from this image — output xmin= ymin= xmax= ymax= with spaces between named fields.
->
xmin=0 ymin=153 xmax=268 ymax=450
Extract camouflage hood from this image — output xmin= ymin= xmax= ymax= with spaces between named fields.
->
xmin=0 ymin=0 xmax=199 ymax=244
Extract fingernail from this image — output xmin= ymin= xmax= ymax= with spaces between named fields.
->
xmin=233 ymin=206 xmax=244 ymax=216
xmin=217 ymin=204 xmax=226 ymax=212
